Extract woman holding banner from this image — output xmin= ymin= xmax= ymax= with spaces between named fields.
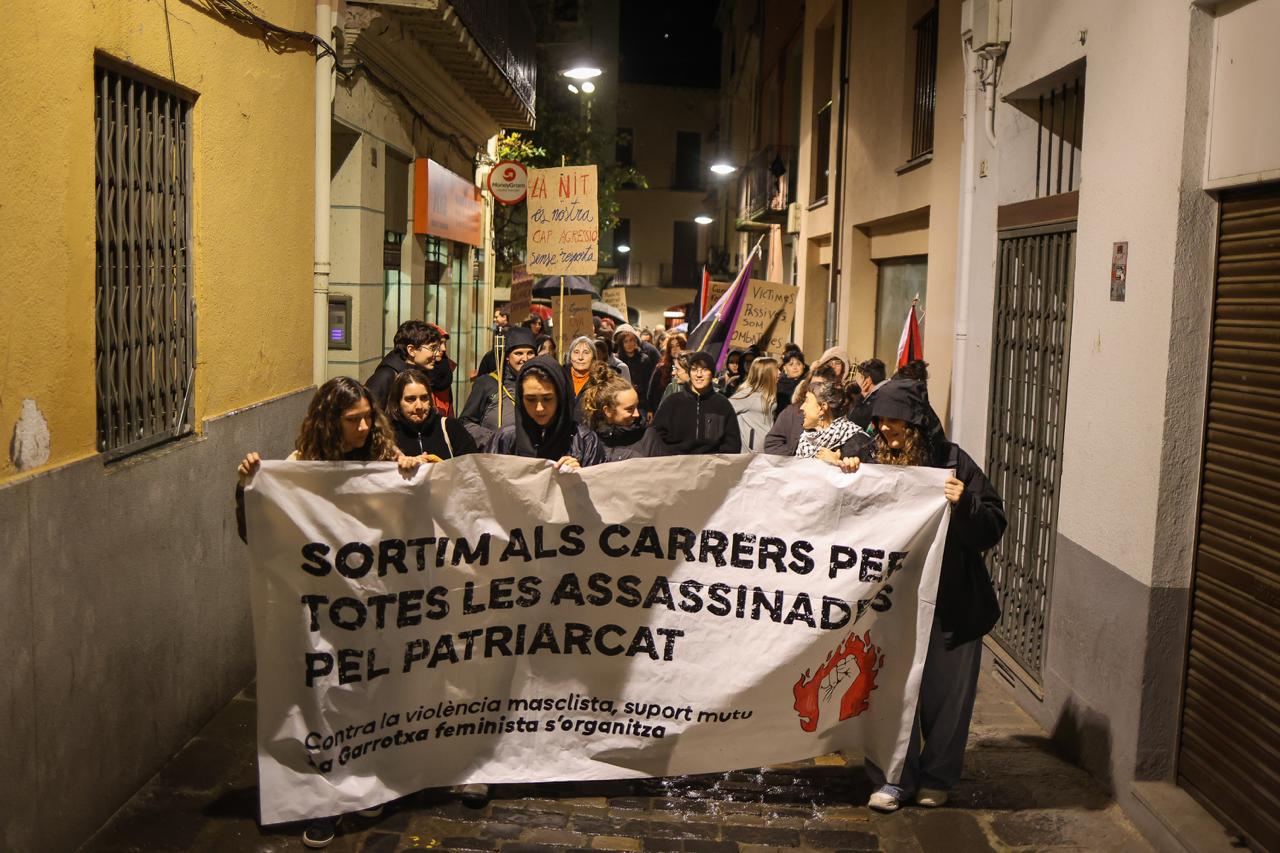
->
xmin=487 ymin=355 xmax=607 ymax=468
xmin=385 ymin=369 xmax=478 ymax=463
xmin=851 ymin=379 xmax=1006 ymax=813
xmin=580 ymin=362 xmax=658 ymax=461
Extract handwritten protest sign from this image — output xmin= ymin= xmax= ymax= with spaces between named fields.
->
xmin=551 ymin=292 xmax=595 ymax=341
xmin=508 ymin=264 xmax=533 ymax=321
xmin=527 ymin=165 xmax=598 ymax=275
xmin=602 ymin=287 xmax=628 ymax=317
xmin=245 ymin=455 xmax=949 ymax=822
xmin=728 ymin=279 xmax=797 ymax=355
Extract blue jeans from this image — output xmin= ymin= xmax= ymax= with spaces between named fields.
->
xmin=864 ymin=617 xmax=983 ymax=798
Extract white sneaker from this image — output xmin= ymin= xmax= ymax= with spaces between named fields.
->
xmin=916 ymin=788 xmax=949 ymax=808
xmin=867 ymin=790 xmax=902 ymax=812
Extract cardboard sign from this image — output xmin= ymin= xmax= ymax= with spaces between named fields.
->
xmin=602 ymin=287 xmax=628 ymax=317
xmin=551 ymin=292 xmax=595 ymax=342
xmin=527 ymin=166 xmax=598 ymax=275
xmin=728 ymin=279 xmax=798 ymax=355
xmin=508 ymin=265 xmax=533 ymax=322
xmin=413 ymin=159 xmax=483 ymax=246
xmin=707 ymin=279 xmax=732 ymax=310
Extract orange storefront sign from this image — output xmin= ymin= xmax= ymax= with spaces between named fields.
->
xmin=413 ymin=158 xmax=483 ymax=246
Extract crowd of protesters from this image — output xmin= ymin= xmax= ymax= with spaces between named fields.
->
xmin=235 ymin=309 xmax=1006 ymax=848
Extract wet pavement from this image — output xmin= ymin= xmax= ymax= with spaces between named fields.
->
xmin=80 ymin=673 xmax=1151 ymax=852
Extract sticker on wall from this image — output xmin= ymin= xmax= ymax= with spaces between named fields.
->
xmin=1110 ymin=241 xmax=1128 ymax=302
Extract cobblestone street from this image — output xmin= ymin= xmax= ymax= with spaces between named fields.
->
xmin=81 ymin=672 xmax=1151 ymax=852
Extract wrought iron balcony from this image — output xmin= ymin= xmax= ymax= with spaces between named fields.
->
xmin=450 ymin=0 xmax=537 ymax=123
xmin=739 ymin=144 xmax=797 ymax=226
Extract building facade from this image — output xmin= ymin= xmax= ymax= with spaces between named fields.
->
xmin=949 ymin=2 xmax=1279 ymax=849
xmin=0 ymin=3 xmax=316 ymax=851
xmin=327 ymin=0 xmax=536 ymax=405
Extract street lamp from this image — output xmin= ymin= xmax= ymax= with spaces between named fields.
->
xmin=694 ymin=215 xmax=714 ymax=225
xmin=616 ymin=244 xmax=631 ymax=253
xmin=709 ymin=162 xmax=737 ymax=175
xmin=560 ymin=65 xmax=602 ymax=81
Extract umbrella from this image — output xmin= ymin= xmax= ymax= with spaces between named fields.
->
xmin=591 ymin=300 xmax=625 ymax=323
xmin=532 ymin=275 xmax=599 ymax=298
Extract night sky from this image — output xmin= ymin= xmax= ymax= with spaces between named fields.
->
xmin=619 ymin=0 xmax=722 ymax=88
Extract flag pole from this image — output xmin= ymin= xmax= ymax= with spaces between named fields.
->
xmin=694 ymin=234 xmax=767 ymax=352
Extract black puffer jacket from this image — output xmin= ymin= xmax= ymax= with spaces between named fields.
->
xmin=855 ymin=380 xmax=1006 ymax=648
xmin=486 ymin=356 xmax=606 ymax=467
xmin=596 ymin=422 xmax=662 ymax=461
xmin=651 ymin=386 xmax=742 ymax=455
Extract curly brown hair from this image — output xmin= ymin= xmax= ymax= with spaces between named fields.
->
xmin=295 ymin=377 xmax=398 ymax=461
xmin=873 ymin=422 xmax=928 ymax=467
xmin=580 ymin=362 xmax=635 ymax=429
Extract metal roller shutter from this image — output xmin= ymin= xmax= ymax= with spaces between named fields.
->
xmin=1179 ymin=182 xmax=1280 ymax=852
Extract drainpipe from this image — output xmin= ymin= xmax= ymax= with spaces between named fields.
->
xmin=950 ymin=22 xmax=979 ymax=446
xmin=825 ymin=0 xmax=851 ymax=349
xmin=313 ymin=0 xmax=335 ymax=386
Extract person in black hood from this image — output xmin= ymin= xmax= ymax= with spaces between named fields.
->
xmin=844 ymin=379 xmax=1006 ymax=814
xmin=651 ymin=350 xmax=742 ymax=454
xmin=385 ymin=368 xmax=477 ymax=462
xmin=486 ymin=355 xmax=606 ymax=468
xmin=364 ymin=320 xmax=445 ymax=408
xmin=460 ymin=325 xmax=536 ymax=445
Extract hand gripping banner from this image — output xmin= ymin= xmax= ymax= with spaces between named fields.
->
xmin=244 ymin=454 xmax=950 ymax=823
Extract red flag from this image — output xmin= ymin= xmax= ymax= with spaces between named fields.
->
xmin=896 ymin=300 xmax=923 ymax=369
xmin=698 ymin=266 xmax=711 ymax=318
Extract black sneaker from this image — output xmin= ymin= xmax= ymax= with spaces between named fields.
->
xmin=302 ymin=817 xmax=338 ymax=848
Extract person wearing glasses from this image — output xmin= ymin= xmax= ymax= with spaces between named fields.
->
xmin=650 ymin=350 xmax=742 ymax=455
xmin=364 ymin=320 xmax=445 ymax=410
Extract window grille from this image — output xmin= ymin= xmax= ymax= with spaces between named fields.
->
xmin=985 ymin=222 xmax=1076 ymax=682
xmin=1036 ymin=78 xmax=1084 ymax=197
xmin=910 ymin=6 xmax=939 ymax=160
xmin=94 ymin=64 xmax=194 ymax=458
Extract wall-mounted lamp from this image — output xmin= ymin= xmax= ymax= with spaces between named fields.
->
xmin=694 ymin=215 xmax=714 ymax=225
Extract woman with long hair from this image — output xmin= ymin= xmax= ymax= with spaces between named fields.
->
xmin=486 ymin=355 xmax=606 ymax=468
xmin=645 ymin=332 xmax=687 ymax=413
xmin=385 ymin=368 xmax=477 ymax=462
xmin=234 ymin=376 xmax=402 ymax=847
xmin=580 ymin=361 xmax=654 ymax=460
xmin=763 ymin=348 xmax=860 ymax=456
xmin=729 ymin=356 xmax=780 ymax=452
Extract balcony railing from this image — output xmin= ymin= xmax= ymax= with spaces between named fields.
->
xmin=739 ymin=144 xmax=797 ymax=224
xmin=449 ymin=0 xmax=537 ymax=120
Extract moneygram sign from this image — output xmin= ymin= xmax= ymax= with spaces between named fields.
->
xmin=488 ymin=160 xmax=528 ymax=205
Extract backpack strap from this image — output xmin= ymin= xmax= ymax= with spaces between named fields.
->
xmin=441 ymin=417 xmax=455 ymax=459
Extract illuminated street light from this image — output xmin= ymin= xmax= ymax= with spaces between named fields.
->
xmin=694 ymin=215 xmax=714 ymax=225
xmin=709 ymin=162 xmax=737 ymax=175
xmin=567 ymin=83 xmax=579 ymax=94
xmin=581 ymin=80 xmax=596 ymax=94
xmin=616 ymin=244 xmax=631 ymax=253
xmin=560 ymin=66 xmax=603 ymax=80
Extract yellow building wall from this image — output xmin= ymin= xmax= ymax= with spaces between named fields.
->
xmin=0 ymin=0 xmax=315 ymax=485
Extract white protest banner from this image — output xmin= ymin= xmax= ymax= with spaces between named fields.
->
xmin=245 ymin=454 xmax=949 ymax=823
xmin=728 ymin=279 xmax=797 ymax=355
xmin=526 ymin=165 xmax=598 ymax=275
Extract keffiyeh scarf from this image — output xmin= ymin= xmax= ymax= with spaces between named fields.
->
xmin=796 ymin=417 xmax=861 ymax=459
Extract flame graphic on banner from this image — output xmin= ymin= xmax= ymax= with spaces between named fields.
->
xmin=792 ymin=631 xmax=885 ymax=733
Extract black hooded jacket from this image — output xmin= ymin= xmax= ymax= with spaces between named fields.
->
xmin=486 ymin=355 xmax=606 ymax=466
xmin=651 ymin=385 xmax=742 ymax=455
xmin=390 ymin=409 xmax=478 ymax=460
xmin=364 ymin=350 xmax=413 ymax=411
xmin=856 ymin=380 xmax=1006 ymax=648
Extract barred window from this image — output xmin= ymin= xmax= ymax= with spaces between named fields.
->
xmin=910 ymin=5 xmax=939 ymax=160
xmin=94 ymin=63 xmax=195 ymax=457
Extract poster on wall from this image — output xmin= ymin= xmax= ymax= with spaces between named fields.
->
xmin=526 ymin=165 xmax=598 ymax=275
